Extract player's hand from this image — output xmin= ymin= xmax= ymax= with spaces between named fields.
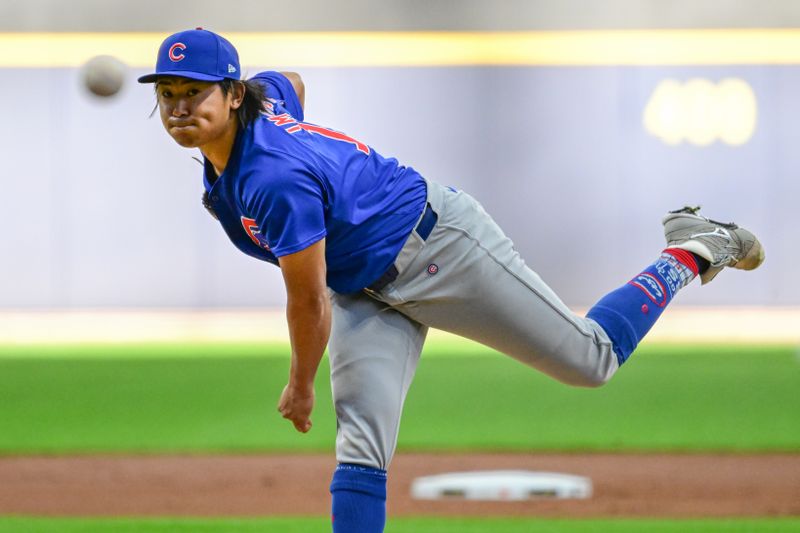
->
xmin=278 ymin=383 xmax=315 ymax=433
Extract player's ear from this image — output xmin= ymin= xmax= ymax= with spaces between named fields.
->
xmin=230 ymin=80 xmax=245 ymax=110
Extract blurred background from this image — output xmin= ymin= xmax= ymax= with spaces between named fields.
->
xmin=1 ymin=0 xmax=798 ymax=312
xmin=1 ymin=3 xmax=799 ymax=529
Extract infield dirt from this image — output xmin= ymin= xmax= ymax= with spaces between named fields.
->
xmin=1 ymin=453 xmax=798 ymax=518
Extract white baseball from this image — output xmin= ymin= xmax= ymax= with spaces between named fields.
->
xmin=83 ymin=55 xmax=127 ymax=98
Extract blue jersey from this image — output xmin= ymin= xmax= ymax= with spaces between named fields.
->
xmin=203 ymin=71 xmax=428 ymax=294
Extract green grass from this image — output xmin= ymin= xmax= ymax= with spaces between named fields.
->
xmin=0 ymin=342 xmax=290 ymax=360
xmin=402 ymin=344 xmax=800 ymax=451
xmin=0 ymin=347 xmax=334 ymax=454
xmin=1 ymin=517 xmax=799 ymax=532
xmin=0 ymin=343 xmax=798 ymax=453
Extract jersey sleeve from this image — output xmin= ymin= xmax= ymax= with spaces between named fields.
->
xmin=242 ymin=151 xmax=326 ymax=258
xmin=251 ymin=71 xmax=305 ymax=121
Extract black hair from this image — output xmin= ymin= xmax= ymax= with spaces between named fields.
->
xmin=219 ymin=78 xmax=267 ymax=129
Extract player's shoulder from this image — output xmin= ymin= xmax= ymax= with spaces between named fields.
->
xmin=249 ymin=70 xmax=304 ymax=121
xmin=249 ymin=70 xmax=290 ymax=88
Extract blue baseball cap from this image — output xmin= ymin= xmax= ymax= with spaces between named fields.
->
xmin=138 ymin=28 xmax=240 ymax=83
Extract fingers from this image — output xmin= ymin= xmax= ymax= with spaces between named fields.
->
xmin=283 ymin=412 xmax=311 ymax=433
xmin=277 ymin=403 xmax=312 ymax=433
xmin=278 ymin=405 xmax=311 ymax=432
xmin=293 ymin=418 xmax=312 ymax=433
xmin=277 ymin=384 xmax=314 ymax=433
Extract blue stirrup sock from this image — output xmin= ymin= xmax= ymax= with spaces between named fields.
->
xmin=330 ymin=463 xmax=388 ymax=533
xmin=587 ymin=249 xmax=699 ymax=366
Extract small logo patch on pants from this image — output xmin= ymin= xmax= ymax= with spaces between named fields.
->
xmin=427 ymin=264 xmax=439 ymax=275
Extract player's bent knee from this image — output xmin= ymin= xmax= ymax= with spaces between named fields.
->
xmin=552 ymin=358 xmax=617 ymax=388
xmin=579 ymin=369 xmax=614 ymax=388
xmin=557 ymin=371 xmax=613 ymax=388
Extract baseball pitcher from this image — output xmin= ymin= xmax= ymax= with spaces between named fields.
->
xmin=139 ymin=29 xmax=764 ymax=533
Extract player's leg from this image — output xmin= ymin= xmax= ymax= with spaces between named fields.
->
xmin=327 ymin=290 xmax=427 ymax=533
xmin=374 ymin=182 xmax=762 ymax=386
xmin=371 ymin=181 xmax=619 ymax=385
xmin=370 ymin=182 xmax=618 ymax=386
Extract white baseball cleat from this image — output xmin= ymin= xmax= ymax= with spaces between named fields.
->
xmin=662 ymin=206 xmax=765 ymax=285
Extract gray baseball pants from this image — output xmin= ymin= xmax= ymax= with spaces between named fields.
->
xmin=329 ymin=180 xmax=619 ymax=470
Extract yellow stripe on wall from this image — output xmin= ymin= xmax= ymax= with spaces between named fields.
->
xmin=5 ymin=29 xmax=800 ymax=68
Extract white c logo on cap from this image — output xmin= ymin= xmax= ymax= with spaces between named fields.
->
xmin=168 ymin=42 xmax=186 ymax=62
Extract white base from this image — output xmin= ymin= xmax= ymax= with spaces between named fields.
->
xmin=410 ymin=470 xmax=592 ymax=501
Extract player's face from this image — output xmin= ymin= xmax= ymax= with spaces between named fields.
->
xmin=155 ymin=77 xmax=236 ymax=148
